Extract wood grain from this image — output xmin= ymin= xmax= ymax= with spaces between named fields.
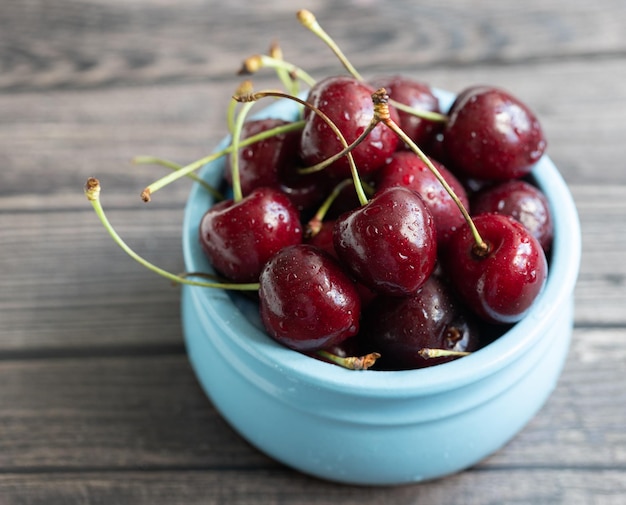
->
xmin=0 ymin=327 xmax=624 ymax=498
xmin=1 ymin=0 xmax=625 ymax=92
xmin=1 ymin=469 xmax=625 ymax=505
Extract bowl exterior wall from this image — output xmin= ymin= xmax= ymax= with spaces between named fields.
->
xmin=182 ymin=286 xmax=573 ymax=485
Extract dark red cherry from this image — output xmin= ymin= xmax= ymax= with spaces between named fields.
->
xmin=368 ymin=74 xmax=441 ymax=148
xmin=307 ymin=220 xmax=379 ymax=308
xmin=278 ymin=166 xmax=330 ymax=213
xmin=299 ymin=75 xmax=400 ymax=179
xmin=306 ymin=219 xmax=337 ymax=256
xmin=258 ymin=244 xmax=361 ymax=352
xmin=361 ymin=276 xmax=481 ymax=370
xmin=443 ymin=86 xmax=547 ymax=180
xmin=471 ymin=179 xmax=553 ymax=252
xmin=199 ymin=187 xmax=302 ymax=282
xmin=224 ymin=118 xmax=300 ymax=196
xmin=376 ymin=151 xmax=469 ymax=248
xmin=333 ymin=186 xmax=437 ymax=296
xmin=441 ymin=213 xmax=548 ymax=324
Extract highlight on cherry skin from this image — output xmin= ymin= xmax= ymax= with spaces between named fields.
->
xmin=85 ymin=8 xmax=553 ymax=372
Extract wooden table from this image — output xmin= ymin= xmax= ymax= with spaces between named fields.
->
xmin=1 ymin=1 xmax=625 ymax=503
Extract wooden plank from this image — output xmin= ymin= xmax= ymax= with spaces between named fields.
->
xmin=0 ymin=329 xmax=624 ymax=472
xmin=0 ymin=468 xmax=625 ymax=505
xmin=0 ymin=206 xmax=186 ymax=352
xmin=0 ymin=355 xmax=272 ymax=470
xmin=1 ymin=0 xmax=625 ymax=92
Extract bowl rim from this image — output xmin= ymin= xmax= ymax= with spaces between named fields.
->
xmin=182 ymin=88 xmax=581 ymax=397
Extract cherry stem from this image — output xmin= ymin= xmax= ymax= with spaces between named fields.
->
xmin=132 ymin=156 xmax=223 ymax=201
xmin=297 ymin=9 xmax=363 ymax=81
xmin=239 ymin=54 xmax=316 ymax=88
xmin=418 ymin=348 xmax=472 ymax=359
xmin=371 ymin=89 xmax=489 ymax=254
xmin=227 ymin=80 xmax=254 ymax=134
xmin=305 ymin=178 xmax=353 ymax=238
xmin=296 ymin=120 xmax=377 ymax=176
xmin=234 ymin=89 xmax=369 ymax=207
xmin=297 ymin=9 xmax=447 ymax=124
xmin=230 ymin=99 xmax=256 ymax=202
xmin=140 ymin=120 xmax=305 ymax=202
xmin=85 ymin=178 xmax=260 ymax=291
xmin=315 ymin=350 xmax=381 ymax=370
xmin=268 ymin=40 xmax=299 ymax=96
xmin=388 ymin=100 xmax=449 ymax=123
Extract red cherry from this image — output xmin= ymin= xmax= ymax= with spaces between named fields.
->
xmin=224 ymin=118 xmax=300 ymax=196
xmin=471 ymin=179 xmax=554 ymax=252
xmin=361 ymin=276 xmax=481 ymax=370
xmin=278 ymin=166 xmax=331 ymax=213
xmin=199 ymin=187 xmax=302 ymax=282
xmin=368 ymin=74 xmax=442 ymax=148
xmin=306 ymin=219 xmax=337 ymax=256
xmin=376 ymin=151 xmax=469 ymax=248
xmin=443 ymin=86 xmax=547 ymax=180
xmin=333 ymin=186 xmax=437 ymax=296
xmin=299 ymin=75 xmax=400 ymax=179
xmin=259 ymin=244 xmax=361 ymax=352
xmin=441 ymin=213 xmax=548 ymax=324
xmin=306 ymin=219 xmax=378 ymax=308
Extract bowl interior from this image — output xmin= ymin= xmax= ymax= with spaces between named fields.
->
xmin=181 ymin=89 xmax=582 ymax=397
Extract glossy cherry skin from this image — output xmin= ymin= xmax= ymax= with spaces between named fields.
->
xmin=441 ymin=213 xmax=548 ymax=324
xmin=368 ymin=74 xmax=442 ymax=148
xmin=306 ymin=219 xmax=378 ymax=308
xmin=376 ymin=151 xmax=469 ymax=248
xmin=333 ymin=186 xmax=437 ymax=296
xmin=224 ymin=118 xmax=300 ymax=196
xmin=258 ymin=244 xmax=361 ymax=352
xmin=299 ymin=75 xmax=400 ymax=179
xmin=471 ymin=179 xmax=554 ymax=252
xmin=361 ymin=276 xmax=481 ymax=370
xmin=199 ymin=187 xmax=302 ymax=282
xmin=443 ymin=86 xmax=547 ymax=180
xmin=278 ymin=167 xmax=331 ymax=213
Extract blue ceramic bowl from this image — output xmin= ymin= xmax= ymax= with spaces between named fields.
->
xmin=181 ymin=90 xmax=581 ymax=485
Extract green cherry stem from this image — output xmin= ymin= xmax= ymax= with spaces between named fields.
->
xmin=372 ymin=89 xmax=489 ymax=254
xmin=85 ymin=178 xmax=260 ymax=291
xmin=296 ymin=119 xmax=378 ymax=176
xmin=389 ymin=100 xmax=449 ymax=124
xmin=230 ymin=99 xmax=256 ymax=202
xmin=239 ymin=54 xmax=316 ymax=88
xmin=132 ymin=155 xmax=223 ymax=200
xmin=305 ymin=178 xmax=353 ymax=238
xmin=297 ymin=9 xmax=363 ymax=81
xmin=227 ymin=80 xmax=255 ymax=134
xmin=269 ymin=40 xmax=299 ymax=96
xmin=140 ymin=119 xmax=306 ymax=202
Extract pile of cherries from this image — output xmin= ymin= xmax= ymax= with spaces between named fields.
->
xmin=79 ymin=11 xmax=544 ymax=371
xmin=197 ymin=59 xmax=553 ymax=370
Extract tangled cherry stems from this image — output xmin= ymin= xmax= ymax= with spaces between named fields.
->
xmin=371 ymin=89 xmax=489 ymax=255
xmin=233 ymin=89 xmax=370 ymax=207
xmin=140 ymin=119 xmax=305 ymax=202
